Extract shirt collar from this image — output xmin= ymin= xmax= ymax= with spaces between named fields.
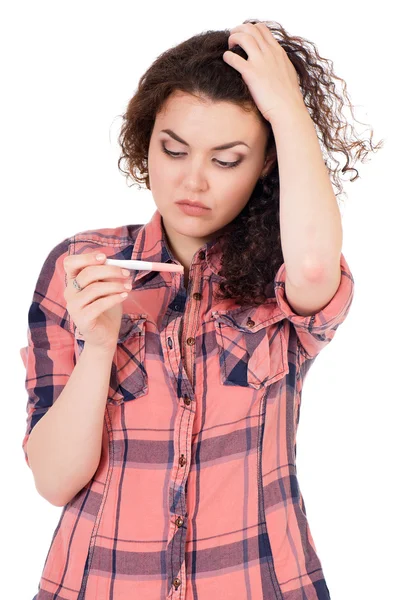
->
xmin=131 ymin=208 xmax=224 ymax=283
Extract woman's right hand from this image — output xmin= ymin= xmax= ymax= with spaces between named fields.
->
xmin=63 ymin=251 xmax=133 ymax=352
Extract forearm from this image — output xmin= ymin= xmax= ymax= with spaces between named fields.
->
xmin=27 ymin=343 xmax=115 ymax=506
xmin=270 ymin=105 xmax=343 ymax=284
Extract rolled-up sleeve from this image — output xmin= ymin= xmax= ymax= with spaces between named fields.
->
xmin=20 ymin=237 xmax=76 ymax=468
xmin=273 ymin=251 xmax=355 ymax=360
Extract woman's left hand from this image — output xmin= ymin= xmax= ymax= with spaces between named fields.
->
xmin=223 ymin=22 xmax=306 ymax=123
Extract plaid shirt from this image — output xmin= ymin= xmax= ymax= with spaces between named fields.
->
xmin=20 ymin=208 xmax=355 ymax=600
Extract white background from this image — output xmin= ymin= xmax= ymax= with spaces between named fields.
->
xmin=2 ymin=1 xmax=396 ymax=599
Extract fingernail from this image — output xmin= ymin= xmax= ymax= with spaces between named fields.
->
xmin=96 ymin=253 xmax=106 ymax=261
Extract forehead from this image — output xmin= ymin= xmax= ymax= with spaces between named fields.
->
xmin=155 ymin=91 xmax=266 ymax=142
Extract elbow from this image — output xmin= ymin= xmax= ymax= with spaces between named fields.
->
xmin=46 ymin=496 xmax=66 ymax=508
xmin=26 ymin=437 xmax=67 ymax=507
xmin=35 ymin=481 xmax=67 ymax=507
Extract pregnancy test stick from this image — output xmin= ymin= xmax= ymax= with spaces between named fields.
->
xmin=105 ymin=258 xmax=184 ymax=273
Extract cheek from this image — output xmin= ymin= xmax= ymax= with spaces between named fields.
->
xmin=149 ymin=156 xmax=176 ymax=193
xmin=219 ymin=176 xmax=255 ymax=214
xmin=224 ymin=173 xmax=252 ymax=199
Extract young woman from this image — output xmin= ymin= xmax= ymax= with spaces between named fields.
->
xmin=20 ymin=19 xmax=382 ymax=600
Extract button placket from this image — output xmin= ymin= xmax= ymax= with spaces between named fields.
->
xmin=179 ymin=256 xmax=205 ymax=389
xmin=169 ymin=250 xmax=206 ymax=596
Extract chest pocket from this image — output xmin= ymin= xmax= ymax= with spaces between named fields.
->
xmin=211 ymin=304 xmax=289 ymax=389
xmin=73 ymin=313 xmax=148 ymax=405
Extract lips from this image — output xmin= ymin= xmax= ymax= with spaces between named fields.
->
xmin=176 ymin=200 xmax=210 ymax=209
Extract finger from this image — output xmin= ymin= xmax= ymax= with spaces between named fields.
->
xmin=76 ymin=264 xmax=131 ymax=289
xmin=63 ymin=251 xmax=106 ymax=281
xmin=255 ymin=22 xmax=282 ymax=51
xmin=223 ymin=49 xmax=245 ymax=71
xmin=227 ymin=31 xmax=266 ymax=59
xmin=229 ymin=24 xmax=268 ymax=54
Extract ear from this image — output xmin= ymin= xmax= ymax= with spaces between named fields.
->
xmin=261 ymin=146 xmax=277 ymax=178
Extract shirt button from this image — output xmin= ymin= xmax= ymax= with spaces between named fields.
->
xmin=183 ymin=396 xmax=191 ymax=406
xmin=175 ymin=516 xmax=184 ymax=527
xmin=179 ymin=454 xmax=187 ymax=466
xmin=246 ymin=317 xmax=255 ymax=328
xmin=186 ymin=337 xmax=195 ymax=346
xmin=173 ymin=578 xmax=182 ymax=590
xmin=193 ymin=292 xmax=202 ymax=300
xmin=198 ymin=251 xmax=206 ymax=260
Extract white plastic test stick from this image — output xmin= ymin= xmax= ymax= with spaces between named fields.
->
xmin=105 ymin=258 xmax=184 ymax=273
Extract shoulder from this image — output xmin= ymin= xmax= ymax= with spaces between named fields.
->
xmin=67 ymin=222 xmax=144 ymax=254
xmin=40 ymin=222 xmax=145 ymax=283
xmin=40 ymin=222 xmax=144 ymax=276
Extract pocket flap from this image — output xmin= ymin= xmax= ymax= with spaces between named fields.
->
xmin=211 ymin=304 xmax=289 ymax=389
xmin=109 ymin=314 xmax=148 ymax=405
xmin=73 ymin=312 xmax=147 ymax=344
xmin=72 ymin=313 xmax=148 ymax=405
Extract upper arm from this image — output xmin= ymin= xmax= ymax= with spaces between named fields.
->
xmin=273 ymin=252 xmax=355 ymax=359
xmin=20 ymin=237 xmax=76 ymax=469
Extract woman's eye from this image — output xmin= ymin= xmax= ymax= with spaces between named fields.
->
xmin=161 ymin=146 xmax=241 ymax=169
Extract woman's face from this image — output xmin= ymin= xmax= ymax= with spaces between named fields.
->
xmin=147 ymin=90 xmax=270 ymax=256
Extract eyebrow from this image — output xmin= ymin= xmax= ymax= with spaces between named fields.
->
xmin=160 ymin=129 xmax=250 ymax=151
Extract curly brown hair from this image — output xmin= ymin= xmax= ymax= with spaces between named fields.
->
xmin=117 ymin=18 xmax=384 ymax=306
